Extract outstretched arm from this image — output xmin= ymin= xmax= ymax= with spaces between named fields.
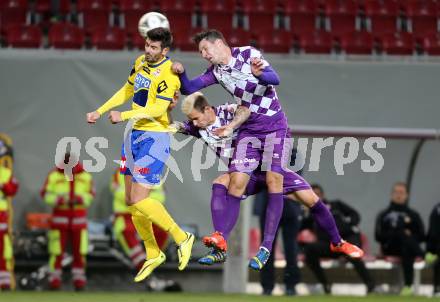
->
xmin=87 ymin=82 xmax=134 ymax=123
xmin=169 ymin=120 xmax=201 ymax=138
xmin=172 ymin=62 xmax=218 ymax=95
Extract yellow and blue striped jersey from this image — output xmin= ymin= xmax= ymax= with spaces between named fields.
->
xmin=97 ymin=54 xmax=180 ymax=132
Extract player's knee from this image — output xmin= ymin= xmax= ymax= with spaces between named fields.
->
xmin=213 ymin=174 xmax=230 ymax=187
xmin=124 ymin=193 xmax=132 ymax=206
xmin=229 ymin=174 xmax=247 ymax=193
xmin=128 ymin=192 xmax=143 ymax=205
xmin=297 ymin=190 xmax=320 ymax=208
xmin=266 ymin=172 xmax=283 ymax=189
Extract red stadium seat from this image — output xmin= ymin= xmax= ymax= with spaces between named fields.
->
xmin=0 ymin=0 xmax=28 ymax=32
xmin=77 ymin=0 xmax=112 ymax=34
xmin=119 ymin=0 xmax=154 ymax=34
xmin=200 ymin=0 xmax=235 ymax=32
xmin=325 ymin=0 xmax=359 ymax=36
xmin=421 ymin=32 xmax=440 ymax=55
xmin=405 ymin=0 xmax=438 ymax=36
xmin=159 ymin=0 xmax=196 ymax=12
xmin=200 ymin=0 xmax=235 ymax=13
xmin=49 ymin=22 xmax=85 ymax=49
xmin=224 ymin=28 xmax=252 ymax=47
xmin=242 ymin=0 xmax=277 ymax=33
xmin=286 ymin=0 xmax=318 ymax=37
xmin=91 ymin=26 xmax=126 ymax=50
xmin=298 ymin=30 xmax=333 ymax=54
xmin=364 ymin=0 xmax=399 ymax=36
xmin=174 ymin=27 xmax=203 ymax=51
xmin=159 ymin=0 xmax=196 ymax=33
xmin=380 ymin=31 xmax=414 ymax=55
xmin=258 ymin=29 xmax=292 ymax=53
xmin=5 ymin=24 xmax=42 ymax=48
xmin=340 ymin=30 xmax=374 ymax=54
xmin=241 ymin=0 xmax=277 ymax=13
xmin=34 ymin=0 xmax=70 ymax=15
xmin=131 ymin=31 xmax=145 ymax=50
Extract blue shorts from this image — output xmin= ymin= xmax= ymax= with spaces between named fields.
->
xmin=120 ymin=130 xmax=170 ymax=185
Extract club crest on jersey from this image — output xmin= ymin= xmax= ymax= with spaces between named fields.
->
xmin=134 ymin=73 xmax=151 ymax=91
xmin=153 ymin=68 xmax=161 ymax=77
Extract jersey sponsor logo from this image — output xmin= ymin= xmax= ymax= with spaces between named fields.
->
xmin=134 ymin=165 xmax=150 ymax=175
xmin=231 ymin=158 xmax=256 ymax=164
xmin=134 ymin=73 xmax=151 ymax=91
xmin=157 ymin=80 xmax=168 ymax=93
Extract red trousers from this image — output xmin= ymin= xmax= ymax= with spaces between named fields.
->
xmin=48 ymin=225 xmax=87 ymax=290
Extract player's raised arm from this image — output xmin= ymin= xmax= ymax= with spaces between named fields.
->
xmin=172 ymin=62 xmax=218 ymax=95
xmin=213 ymin=105 xmax=250 ymax=138
xmin=118 ymin=99 xmax=170 ymax=122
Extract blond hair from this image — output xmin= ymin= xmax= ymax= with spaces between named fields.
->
xmin=181 ymin=92 xmax=208 ymax=115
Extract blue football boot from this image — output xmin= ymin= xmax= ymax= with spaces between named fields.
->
xmin=198 ymin=249 xmax=227 ymax=265
xmin=249 ymin=247 xmax=270 ymax=271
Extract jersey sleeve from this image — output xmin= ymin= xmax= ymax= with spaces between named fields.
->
xmin=200 ymin=65 xmax=218 ymax=86
xmin=96 ymin=82 xmax=134 ymax=115
xmin=179 ymin=65 xmax=218 ymax=95
xmin=120 ymin=98 xmax=170 ymax=121
xmin=182 ymin=120 xmax=201 ymax=138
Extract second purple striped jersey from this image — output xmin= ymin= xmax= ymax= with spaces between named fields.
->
xmin=182 ymin=103 xmax=238 ymax=158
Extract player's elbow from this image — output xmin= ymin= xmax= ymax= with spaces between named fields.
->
xmin=180 ymin=86 xmax=198 ymax=95
xmin=180 ymin=87 xmax=190 ymax=95
xmin=267 ymin=71 xmax=280 ymax=85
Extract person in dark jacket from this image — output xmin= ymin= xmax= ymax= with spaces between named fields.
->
xmin=375 ymin=182 xmax=425 ymax=296
xmin=302 ymin=184 xmax=375 ymax=294
xmin=426 ymin=202 xmax=440 ymax=297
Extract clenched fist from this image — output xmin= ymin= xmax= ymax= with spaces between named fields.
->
xmin=86 ymin=111 xmax=101 ymax=124
xmin=171 ymin=62 xmax=185 ymax=74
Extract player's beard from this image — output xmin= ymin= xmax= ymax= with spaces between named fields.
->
xmin=145 ymin=52 xmax=162 ymax=64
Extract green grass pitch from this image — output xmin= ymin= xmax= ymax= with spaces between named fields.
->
xmin=0 ymin=292 xmax=433 ymax=302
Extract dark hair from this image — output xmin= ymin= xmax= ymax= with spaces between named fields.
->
xmin=146 ymin=27 xmax=173 ymax=49
xmin=193 ymin=29 xmax=227 ymax=45
xmin=193 ymin=94 xmax=210 ymax=113
xmin=393 ymin=182 xmax=408 ymax=191
xmin=311 ymin=184 xmax=324 ymax=193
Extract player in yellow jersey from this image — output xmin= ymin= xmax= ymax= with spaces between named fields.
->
xmin=86 ymin=27 xmax=194 ymax=282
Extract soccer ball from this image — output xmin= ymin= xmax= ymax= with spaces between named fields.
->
xmin=138 ymin=12 xmax=170 ymax=38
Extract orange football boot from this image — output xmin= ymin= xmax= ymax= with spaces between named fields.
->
xmin=202 ymin=231 xmax=228 ymax=252
xmin=330 ymin=240 xmax=364 ymax=259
